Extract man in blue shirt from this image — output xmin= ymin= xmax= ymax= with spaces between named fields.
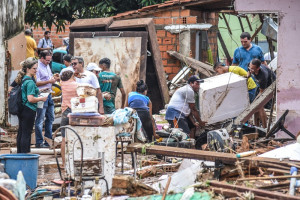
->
xmin=232 ymin=32 xmax=267 ymax=71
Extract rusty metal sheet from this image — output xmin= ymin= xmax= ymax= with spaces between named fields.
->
xmin=70 ymin=17 xmax=113 ymax=31
xmin=109 ymin=18 xmax=170 ymax=111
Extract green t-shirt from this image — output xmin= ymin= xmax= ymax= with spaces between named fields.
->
xmin=98 ymin=71 xmax=123 ymax=108
xmin=21 ymin=76 xmax=40 ymax=111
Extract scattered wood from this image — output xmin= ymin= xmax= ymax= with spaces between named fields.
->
xmin=208 ymin=180 xmax=300 ymax=200
xmin=110 ymin=175 xmax=157 ymax=197
xmin=266 ymin=168 xmax=290 ymax=174
xmin=217 ymin=31 xmax=232 ymax=65
xmin=167 ymin=51 xmax=214 ymax=77
xmin=238 ymin=175 xmax=300 ymax=181
xmin=221 ymin=13 xmax=232 ymax=35
xmin=229 ymin=81 xmax=275 ymax=127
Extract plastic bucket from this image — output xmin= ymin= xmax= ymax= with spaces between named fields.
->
xmin=0 ymin=154 xmax=40 ymax=189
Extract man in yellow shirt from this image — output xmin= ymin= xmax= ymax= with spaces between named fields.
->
xmin=25 ymin=29 xmax=37 ymax=58
xmin=213 ymin=62 xmax=257 ymax=103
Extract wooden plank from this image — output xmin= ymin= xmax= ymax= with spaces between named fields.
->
xmin=208 ymin=180 xmax=300 ymax=200
xmin=238 ymin=175 xmax=300 ymax=181
xmin=210 ymin=187 xmax=270 ymax=200
xmin=251 ymin=23 xmax=263 ymax=41
xmin=232 ymin=81 xmax=276 ymax=126
xmin=109 ymin=18 xmax=170 ymax=106
xmin=70 ymin=17 xmax=113 ymax=31
xmin=126 ymin=143 xmax=300 ymax=167
xmin=238 ymin=16 xmax=245 ymax=32
xmin=167 ymin=51 xmax=214 ymax=77
xmin=217 ymin=31 xmax=232 ymax=65
xmin=245 ymin=16 xmax=253 ymax=31
xmin=221 ymin=13 xmax=232 ymax=35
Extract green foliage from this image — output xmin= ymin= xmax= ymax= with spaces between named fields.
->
xmin=25 ymin=0 xmax=167 ymax=32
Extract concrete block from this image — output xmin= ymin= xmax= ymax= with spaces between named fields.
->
xmin=199 ymin=72 xmax=249 ymax=124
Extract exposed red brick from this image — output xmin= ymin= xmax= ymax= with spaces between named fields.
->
xmin=187 ymin=16 xmax=197 ymax=24
xmin=162 ymin=59 xmax=168 ymax=66
xmin=164 ymin=18 xmax=173 ymax=24
xmin=164 ymin=67 xmax=173 ymax=73
xmin=171 ymin=10 xmax=180 ymax=17
xmin=168 ymin=73 xmax=176 ymax=80
xmin=156 ymin=30 xmax=166 ymax=37
xmin=167 ymin=45 xmax=175 ymax=51
xmin=180 ymin=9 xmax=190 ymax=17
xmin=163 ymin=37 xmax=173 ymax=45
xmin=172 ymin=66 xmax=181 ymax=74
xmin=159 ymin=45 xmax=167 ymax=52
xmin=166 ymin=32 xmax=176 ymax=38
xmin=154 ymin=18 xmax=165 ymax=25
xmin=157 ymin=37 xmax=162 ymax=44
xmin=160 ymin=11 xmax=171 ymax=17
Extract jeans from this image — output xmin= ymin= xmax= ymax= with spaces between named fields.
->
xmin=17 ymin=106 xmax=36 ymax=153
xmin=35 ymin=94 xmax=54 ymax=145
xmin=248 ymin=87 xmax=257 ymax=103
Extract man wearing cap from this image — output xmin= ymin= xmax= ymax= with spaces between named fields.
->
xmin=25 ymin=29 xmax=37 ymax=58
xmin=165 ymin=75 xmax=206 ymax=136
xmin=86 ymin=62 xmax=102 ymax=77
xmin=98 ymin=58 xmax=126 ymax=114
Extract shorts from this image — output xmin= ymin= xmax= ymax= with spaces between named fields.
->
xmin=60 ymin=107 xmax=71 ymax=137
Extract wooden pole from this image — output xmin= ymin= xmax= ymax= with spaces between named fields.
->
xmin=217 ymin=31 xmax=232 ymax=65
xmin=238 ymin=175 xmax=300 ymax=181
xmin=246 ymin=15 xmax=253 ymax=31
xmin=238 ymin=16 xmax=245 ymax=32
xmin=162 ymin=176 xmax=172 ymax=200
xmin=221 ymin=13 xmax=232 ymax=35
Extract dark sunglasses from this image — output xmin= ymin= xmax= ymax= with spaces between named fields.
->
xmin=71 ymin=62 xmax=78 ymax=66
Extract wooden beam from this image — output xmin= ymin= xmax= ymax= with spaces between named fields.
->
xmin=167 ymin=51 xmax=214 ymax=77
xmin=217 ymin=31 xmax=232 ymax=65
xmin=208 ymin=181 xmax=300 ymax=200
xmin=221 ymin=13 xmax=232 ymax=35
xmin=238 ymin=16 xmax=245 ymax=32
xmin=232 ymin=81 xmax=276 ymax=126
xmin=126 ymin=143 xmax=300 ymax=167
xmin=251 ymin=23 xmax=263 ymax=41
xmin=245 ymin=16 xmax=253 ymax=31
xmin=238 ymin=175 xmax=300 ymax=181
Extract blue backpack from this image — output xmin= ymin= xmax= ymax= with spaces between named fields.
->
xmin=8 ymin=78 xmax=31 ymax=115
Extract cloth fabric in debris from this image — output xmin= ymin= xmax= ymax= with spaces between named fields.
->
xmin=112 ymin=107 xmax=146 ymax=142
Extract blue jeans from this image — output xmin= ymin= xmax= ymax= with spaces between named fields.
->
xmin=35 ymin=94 xmax=54 ymax=145
xmin=248 ymin=87 xmax=257 ymax=103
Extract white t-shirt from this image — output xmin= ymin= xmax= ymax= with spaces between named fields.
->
xmin=75 ymin=70 xmax=100 ymax=89
xmin=168 ymin=84 xmax=195 ymax=116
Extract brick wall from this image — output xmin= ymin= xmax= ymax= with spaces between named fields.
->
xmin=28 ymin=24 xmax=70 ymax=49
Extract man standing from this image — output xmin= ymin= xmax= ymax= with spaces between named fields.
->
xmin=86 ymin=62 xmax=102 ymax=77
xmin=35 ymin=51 xmax=59 ymax=148
xmin=59 ymin=54 xmax=73 ymax=76
xmin=165 ymin=75 xmax=206 ymax=135
xmin=213 ymin=62 xmax=257 ymax=103
xmin=248 ymin=58 xmax=276 ymax=128
xmin=98 ymin=58 xmax=126 ymax=114
xmin=232 ymin=32 xmax=267 ymax=71
xmin=71 ymin=56 xmax=104 ymax=114
xmin=25 ymin=29 xmax=37 ymax=58
xmin=37 ymin=31 xmax=53 ymax=54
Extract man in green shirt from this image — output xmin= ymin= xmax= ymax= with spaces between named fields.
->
xmin=98 ymin=58 xmax=126 ymax=114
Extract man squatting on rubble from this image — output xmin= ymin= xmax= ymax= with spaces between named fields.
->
xmin=165 ymin=75 xmax=206 ymax=138
xmin=248 ymin=58 xmax=276 ymax=128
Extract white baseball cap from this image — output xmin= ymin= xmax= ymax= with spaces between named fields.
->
xmin=86 ymin=63 xmax=102 ymax=71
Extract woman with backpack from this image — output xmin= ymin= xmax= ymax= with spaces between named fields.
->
xmin=17 ymin=59 xmax=48 ymax=153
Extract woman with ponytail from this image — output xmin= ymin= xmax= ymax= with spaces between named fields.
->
xmin=128 ymin=80 xmax=156 ymax=142
xmin=17 ymin=59 xmax=48 ymax=153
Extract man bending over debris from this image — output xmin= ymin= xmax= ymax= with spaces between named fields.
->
xmin=248 ymin=58 xmax=276 ymax=128
xmin=213 ymin=62 xmax=257 ymax=103
xmin=165 ymin=75 xmax=206 ymax=137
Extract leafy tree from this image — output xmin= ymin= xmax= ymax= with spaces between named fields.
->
xmin=25 ymin=0 xmax=166 ymax=32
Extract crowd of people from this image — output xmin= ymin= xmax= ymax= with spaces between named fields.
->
xmin=11 ymin=29 xmax=276 ymax=156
